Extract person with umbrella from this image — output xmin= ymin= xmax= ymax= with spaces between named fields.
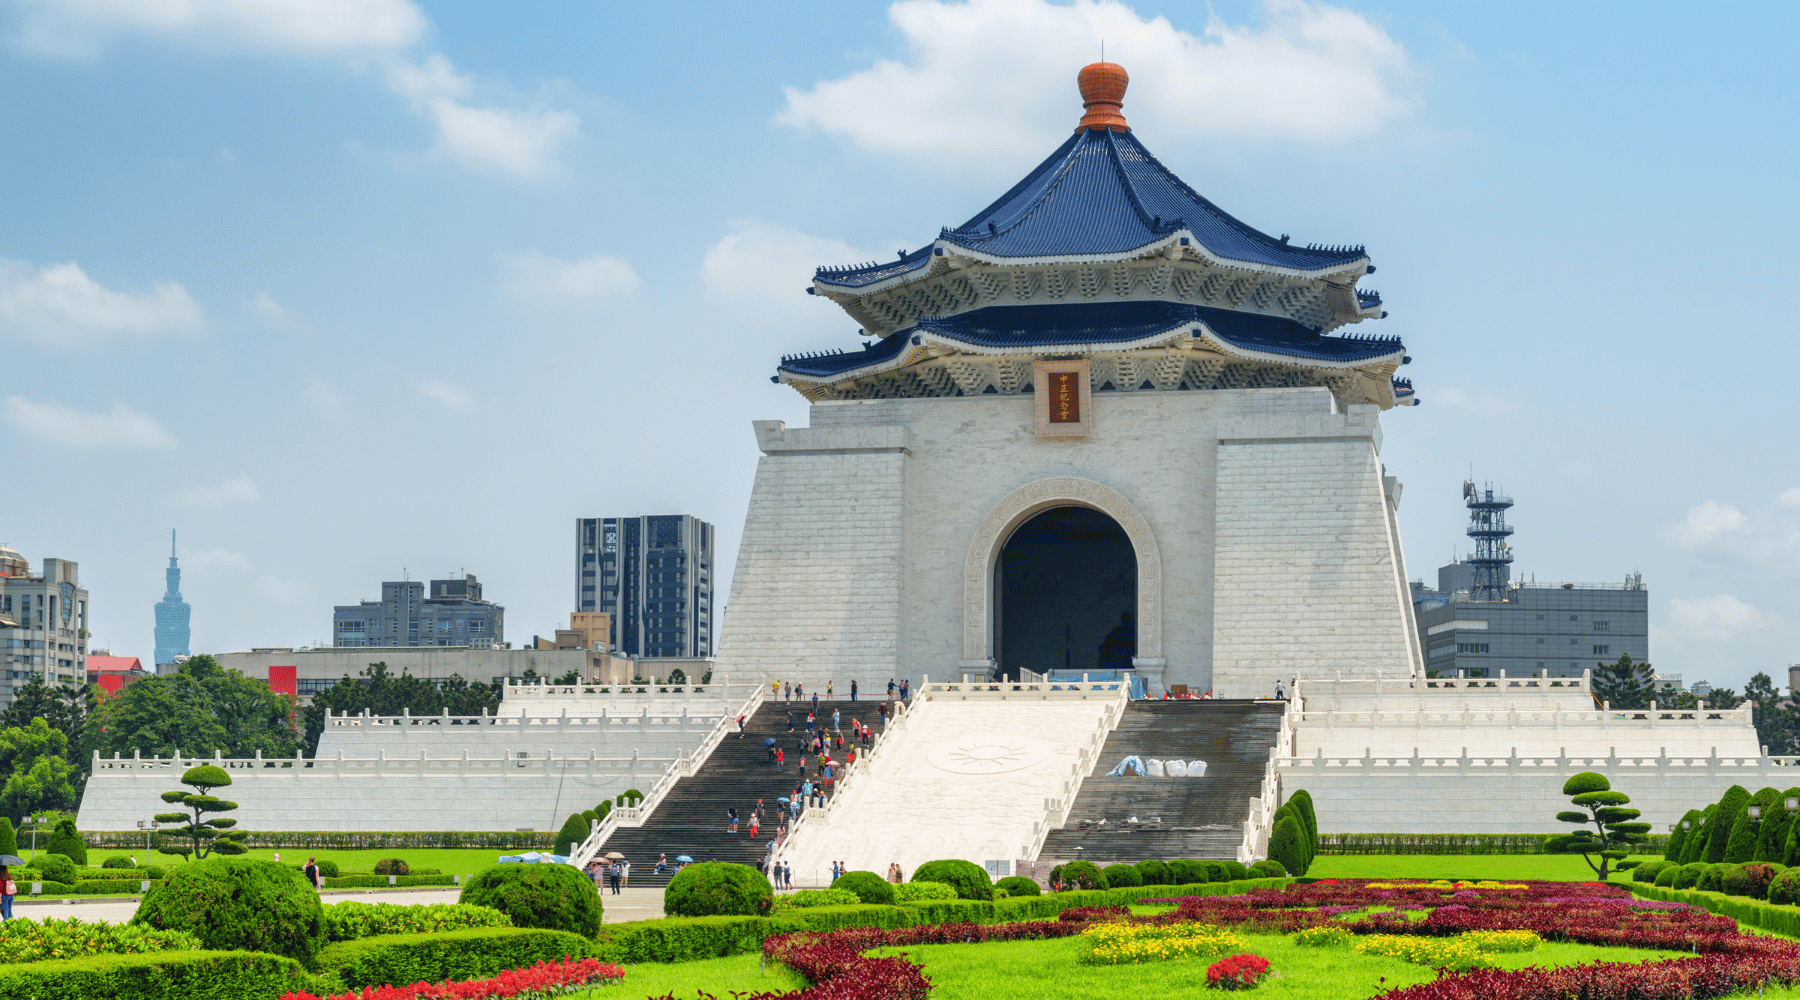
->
xmin=764 ymin=736 xmax=778 ymax=765
xmin=0 ymin=854 xmax=21 ymax=921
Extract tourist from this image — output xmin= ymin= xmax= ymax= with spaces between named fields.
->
xmin=1275 ymin=681 xmax=1286 ymax=700
xmin=783 ymin=681 xmax=791 ymax=702
xmin=827 ymin=680 xmax=834 ymax=700
xmin=812 ymin=691 xmax=820 ymax=713
xmin=748 ymin=811 xmax=760 ymax=839
xmin=785 ymin=862 xmax=794 ymax=890
xmin=850 ymin=678 xmax=858 ymax=701
xmin=775 ymin=747 xmax=785 ymax=770
xmin=607 ymin=861 xmax=623 ymax=895
xmin=772 ymin=680 xmax=779 ymax=700
xmin=900 ymin=679 xmax=910 ymax=699
xmin=589 ymin=861 xmax=605 ymax=891
xmin=737 ymin=714 xmax=747 ymax=738
xmin=303 ymin=857 xmax=322 ymax=892
xmin=272 ymin=852 xmax=280 ymax=863
xmin=655 ymin=853 xmax=668 ymax=875
xmin=727 ymin=807 xmax=739 ymax=834
xmin=621 ymin=860 xmax=631 ymax=888
xmin=0 ymin=865 xmax=13 ymax=920
xmin=786 ymin=710 xmax=795 ymax=732
xmin=888 ymin=678 xmax=896 ymax=698
xmin=832 ymin=708 xmax=841 ymax=731
xmin=847 ymin=746 xmax=857 ymax=767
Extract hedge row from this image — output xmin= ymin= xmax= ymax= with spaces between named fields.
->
xmin=0 ymin=949 xmax=308 ymax=1000
xmin=593 ymin=878 xmax=1290 ymax=964
xmin=1318 ymin=832 xmax=1672 ymax=855
xmin=80 ymin=831 xmax=558 ymax=850
xmin=313 ymin=927 xmax=594 ymax=990
xmin=1616 ymin=879 xmax=1800 ymax=938
xmin=321 ymin=874 xmax=456 ymax=889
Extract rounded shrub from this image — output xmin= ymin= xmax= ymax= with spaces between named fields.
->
xmin=1195 ymin=860 xmax=1227 ymax=883
xmin=662 ymin=861 xmax=772 ymax=918
xmin=1250 ymin=859 xmax=1287 ymax=878
xmin=29 ymin=853 xmax=76 ymax=885
xmin=833 ymin=870 xmax=897 ymax=906
xmin=1167 ymin=859 xmax=1208 ymax=885
xmin=101 ymin=855 xmax=134 ymax=869
xmin=1654 ymin=864 xmax=1680 ymax=887
xmin=912 ymin=859 xmax=995 ymax=900
xmin=46 ymin=819 xmax=88 ymax=866
xmin=1768 ymin=867 xmax=1800 ymax=905
xmin=1219 ymin=860 xmax=1250 ymax=882
xmin=1054 ymin=860 xmax=1106 ymax=891
xmin=1134 ymin=859 xmax=1170 ymax=885
xmin=996 ymin=875 xmax=1041 ymax=897
xmin=1101 ymin=863 xmax=1142 ymax=888
xmin=131 ymin=857 xmax=325 ymax=964
xmin=372 ymin=858 xmax=411 ymax=877
xmin=1740 ymin=862 xmax=1778 ymax=899
xmin=459 ymin=862 xmax=603 ymax=935
xmin=1673 ymin=863 xmax=1708 ymax=889
xmin=1632 ymin=860 xmax=1671 ymax=883
xmin=1698 ymin=863 xmax=1737 ymax=892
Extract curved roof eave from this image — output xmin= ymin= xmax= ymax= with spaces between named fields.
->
xmin=812 ymin=234 xmax=1371 ymax=299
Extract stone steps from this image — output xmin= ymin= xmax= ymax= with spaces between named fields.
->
xmin=1038 ymin=700 xmax=1284 ymax=866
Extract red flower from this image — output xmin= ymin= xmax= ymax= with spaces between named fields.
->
xmin=1207 ymin=954 xmax=1271 ymax=990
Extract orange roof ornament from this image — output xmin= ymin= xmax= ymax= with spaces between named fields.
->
xmin=1075 ymin=61 xmax=1129 ymax=132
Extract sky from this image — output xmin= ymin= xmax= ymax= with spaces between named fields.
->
xmin=2 ymin=0 xmax=1796 ymax=692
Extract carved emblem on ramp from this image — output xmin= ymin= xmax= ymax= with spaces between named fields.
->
xmin=927 ymin=736 xmax=1052 ymax=776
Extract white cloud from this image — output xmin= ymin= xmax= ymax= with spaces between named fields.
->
xmin=501 ymin=249 xmax=640 ymax=301
xmin=386 ymin=54 xmax=579 ymax=176
xmin=255 ymin=574 xmax=311 ymax=603
xmin=1662 ymin=499 xmax=1747 ymax=550
xmin=778 ymin=0 xmax=1417 ymax=163
xmin=251 ymin=291 xmax=295 ymax=322
xmin=701 ymin=221 xmax=889 ymax=333
xmin=183 ymin=548 xmax=252 ymax=573
xmin=0 ymin=260 xmax=204 ymax=347
xmin=299 ymin=377 xmax=343 ymax=415
xmin=1429 ymin=387 xmax=1521 ymax=416
xmin=175 ymin=476 xmax=260 ymax=508
xmin=1667 ymin=594 xmax=1769 ymax=643
xmin=13 ymin=0 xmax=427 ymax=60
xmin=420 ymin=380 xmax=472 ymax=411
xmin=2 ymin=396 xmax=176 ymax=448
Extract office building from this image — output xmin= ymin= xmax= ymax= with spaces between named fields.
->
xmin=0 ymin=546 xmax=90 ymax=708
xmin=332 ymin=574 xmax=503 ymax=649
xmin=575 ymin=516 xmax=714 ymax=659
xmin=1410 ymin=482 xmax=1648 ymax=678
xmin=154 ymin=530 xmax=192 ymax=670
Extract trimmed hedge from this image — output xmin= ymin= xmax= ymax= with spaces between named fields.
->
xmin=323 ymin=901 xmax=512 ymax=942
xmin=1100 ymin=863 xmax=1142 ymax=888
xmin=1134 ymin=859 xmax=1169 ymax=885
xmin=1316 ymin=831 xmax=1673 ymax=855
xmin=1250 ymin=859 xmax=1287 ymax=878
xmin=1053 ymin=860 xmax=1106 ymax=891
xmin=0 ymin=949 xmax=307 ymax=999
xmin=458 ymin=863 xmax=602 ymax=936
xmin=911 ymin=859 xmax=994 ymax=901
xmin=892 ymin=881 xmax=956 ymax=903
xmin=80 ymin=830 xmax=559 ymax=850
xmin=1619 ymin=879 xmax=1800 ymax=939
xmin=131 ymin=857 xmax=326 ymax=965
xmin=664 ymin=862 xmax=773 ymax=918
xmin=323 ymin=874 xmax=455 ymax=889
xmin=832 ymin=871 xmax=897 ymax=906
xmin=313 ymin=927 xmax=593 ymax=989
xmin=995 ymin=876 xmax=1041 ymax=897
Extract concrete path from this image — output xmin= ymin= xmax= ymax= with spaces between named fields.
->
xmin=11 ymin=885 xmax=668 ymax=925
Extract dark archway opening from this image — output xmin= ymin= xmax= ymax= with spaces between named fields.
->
xmin=995 ymin=506 xmax=1136 ymax=681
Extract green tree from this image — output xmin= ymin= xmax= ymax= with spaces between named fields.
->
xmin=0 ymin=816 xmax=15 ymax=855
xmin=1287 ymin=789 xmax=1319 ymax=867
xmin=84 ymin=655 xmax=298 ymax=762
xmin=297 ymin=662 xmax=502 ymax=757
xmin=1755 ymin=788 xmax=1800 ymax=862
xmin=1545 ymin=772 xmax=1650 ymax=880
xmin=1 ymin=679 xmax=95 ymax=785
xmin=1705 ymin=786 xmax=1751 ymax=863
xmin=554 ymin=812 xmax=590 ymax=857
xmin=1744 ymin=673 xmax=1793 ymax=756
xmin=0 ymin=716 xmax=80 ymax=823
xmin=1683 ymin=804 xmax=1718 ymax=864
xmin=1665 ymin=808 xmax=1701 ymax=860
xmin=1591 ymin=654 xmax=1657 ymax=710
xmin=1726 ymin=786 xmax=1780 ymax=863
xmin=153 ymin=764 xmax=248 ymax=860
xmin=1267 ymin=813 xmax=1308 ymax=877
xmin=46 ymin=816 xmax=87 ymax=864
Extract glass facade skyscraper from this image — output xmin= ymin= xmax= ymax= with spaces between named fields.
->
xmin=153 ymin=530 xmax=191 ymax=670
xmin=575 ymin=515 xmax=714 ymax=658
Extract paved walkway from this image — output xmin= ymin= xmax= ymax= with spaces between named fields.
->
xmin=11 ymin=885 xmax=668 ymax=925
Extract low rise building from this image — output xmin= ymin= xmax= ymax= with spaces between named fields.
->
xmin=86 ymin=653 xmax=149 ymax=699
xmin=332 ymin=574 xmax=504 ymax=649
xmin=216 ymin=645 xmax=584 ymax=700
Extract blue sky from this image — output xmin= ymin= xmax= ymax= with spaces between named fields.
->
xmin=3 ymin=0 xmax=1795 ymax=692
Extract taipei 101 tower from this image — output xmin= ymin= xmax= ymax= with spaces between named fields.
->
xmin=154 ymin=530 xmax=191 ymax=671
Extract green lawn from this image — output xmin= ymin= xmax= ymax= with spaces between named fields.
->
xmin=864 ymin=933 xmax=1693 ymax=1000
xmin=1306 ymin=854 xmax=1665 ymax=881
xmin=80 ymin=846 xmax=508 ymax=877
xmin=614 ymin=953 xmax=807 ymax=998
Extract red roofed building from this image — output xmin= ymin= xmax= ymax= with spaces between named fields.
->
xmin=86 ymin=654 xmax=148 ymax=699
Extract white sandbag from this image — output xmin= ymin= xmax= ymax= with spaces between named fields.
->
xmin=1164 ymin=760 xmax=1188 ymax=777
xmin=1187 ymin=760 xmax=1208 ymax=777
xmin=1145 ymin=758 xmax=1165 ymax=778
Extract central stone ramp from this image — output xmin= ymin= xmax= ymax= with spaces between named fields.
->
xmin=1038 ymin=700 xmax=1286 ymax=865
xmin=780 ymin=682 xmax=1124 ymax=885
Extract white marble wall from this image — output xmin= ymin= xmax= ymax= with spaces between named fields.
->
xmin=715 ymin=387 xmax=1418 ymax=697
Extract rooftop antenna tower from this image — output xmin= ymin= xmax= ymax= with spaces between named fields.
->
xmin=1462 ymin=479 xmax=1514 ymax=601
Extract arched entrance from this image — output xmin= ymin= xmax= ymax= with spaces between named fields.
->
xmin=994 ymin=506 xmax=1137 ymax=681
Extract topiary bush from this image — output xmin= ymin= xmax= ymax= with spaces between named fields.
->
xmin=0 ymin=817 xmax=15 ymax=857
xmin=1268 ymin=814 xmax=1308 ymax=878
xmin=100 ymin=855 xmax=134 ymax=869
xmin=912 ymin=859 xmax=994 ymax=900
xmin=1100 ymin=863 xmax=1142 ymax=888
xmin=1739 ymin=862 xmax=1778 ymax=899
xmin=1632 ymin=860 xmax=1671 ymax=883
xmin=1673 ymin=862 xmax=1708 ymax=889
xmin=28 ymin=853 xmax=77 ymax=885
xmin=1654 ymin=864 xmax=1680 ymax=887
xmin=774 ymin=888 xmax=862 ymax=910
xmin=554 ymin=813 xmax=589 ymax=857
xmin=1167 ymin=859 xmax=1208 ymax=885
xmin=832 ymin=870 xmax=897 ymax=906
xmin=662 ymin=861 xmax=773 ymax=917
xmin=323 ymin=900 xmax=512 ymax=942
xmin=1287 ymin=789 xmax=1319 ymax=867
xmin=1250 ymin=859 xmax=1287 ymax=878
xmin=131 ymin=856 xmax=326 ymax=964
xmin=1053 ymin=860 xmax=1106 ymax=891
xmin=1194 ymin=860 xmax=1227 ymax=883
xmin=459 ymin=862 xmax=603 ymax=936
xmin=893 ymin=881 xmax=956 ymax=902
xmin=1134 ymin=859 xmax=1170 ymax=885
xmin=46 ymin=818 xmax=88 ymax=866
xmin=996 ymin=876 xmax=1040 ymax=897
xmin=1706 ymin=786 xmax=1751 ymax=863
xmin=1768 ymin=867 xmax=1800 ymax=906
xmin=1219 ymin=859 xmax=1250 ymax=881
xmin=373 ymin=858 xmax=411 ymax=877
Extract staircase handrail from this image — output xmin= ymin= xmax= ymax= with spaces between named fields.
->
xmin=1238 ymin=700 xmax=1291 ymax=865
xmin=571 ymin=682 xmax=764 ymax=869
xmin=1022 ymin=682 xmax=1129 ymax=861
xmin=769 ymin=698 xmax=912 ymax=881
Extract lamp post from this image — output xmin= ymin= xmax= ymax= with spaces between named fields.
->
xmin=28 ymin=815 xmax=45 ymax=859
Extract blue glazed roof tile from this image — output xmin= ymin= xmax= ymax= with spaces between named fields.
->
xmin=777 ymin=302 xmax=1402 ymax=379
xmin=815 ymin=129 xmax=1366 ymax=289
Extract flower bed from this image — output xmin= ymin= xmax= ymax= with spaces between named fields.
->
xmin=1205 ymin=953 xmax=1269 ymax=990
xmin=281 ymin=956 xmax=621 ymax=1000
xmin=0 ymin=916 xmax=200 ymax=963
xmin=1079 ymin=921 xmax=1244 ymax=965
